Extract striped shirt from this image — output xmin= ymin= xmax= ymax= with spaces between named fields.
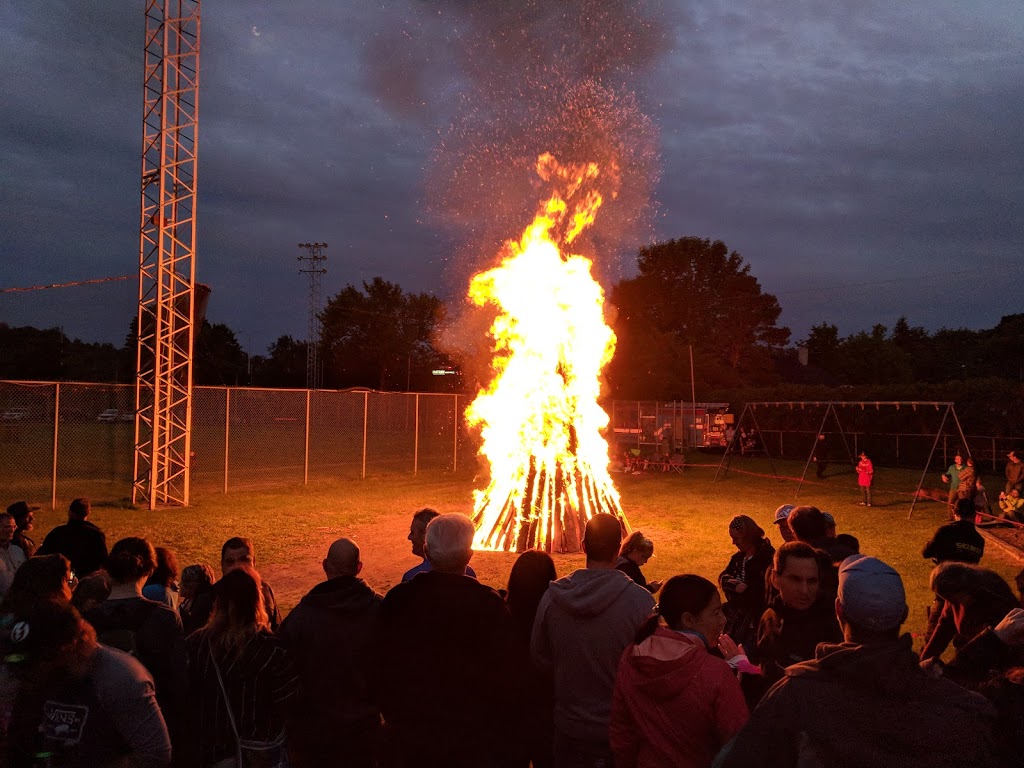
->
xmin=184 ymin=629 xmax=298 ymax=766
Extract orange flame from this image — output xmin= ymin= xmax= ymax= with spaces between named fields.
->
xmin=466 ymin=153 xmax=627 ymax=552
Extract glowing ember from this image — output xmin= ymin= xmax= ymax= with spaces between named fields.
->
xmin=466 ymin=153 xmax=628 ymax=553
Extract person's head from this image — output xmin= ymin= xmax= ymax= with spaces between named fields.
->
xmin=1012 ymin=489 xmax=1021 ymax=500
xmin=106 ymin=537 xmax=157 ymax=585
xmin=1009 ymin=451 xmax=1020 ymax=465
xmin=772 ymin=542 xmax=821 ymax=611
xmin=0 ymin=513 xmax=15 ymax=544
xmin=822 ymin=512 xmax=837 ymax=539
xmin=424 ymin=513 xmax=475 ymax=574
xmin=788 ymin=506 xmax=827 ymax=543
xmin=655 ymin=575 xmax=725 ymax=648
xmin=7 ymin=501 xmax=37 ymax=531
xmin=583 ymin=514 xmax=624 ymax=566
xmin=835 ymin=533 xmax=860 ymax=555
xmin=323 ymin=538 xmax=361 ymax=579
xmin=929 ymin=563 xmax=1019 ymax=635
xmin=967 ymin=457 xmax=975 ymax=468
xmin=149 ymin=547 xmax=179 ymax=588
xmin=71 ymin=572 xmax=112 ymax=614
xmin=619 ymin=531 xmax=655 ymax=565
xmin=1 ymin=554 xmax=75 ymax=613
xmin=772 ymin=504 xmax=796 ymax=542
xmin=836 ymin=555 xmax=908 ymax=642
xmin=408 ymin=508 xmax=439 ymax=558
xmin=2 ymin=600 xmax=97 ymax=677
xmin=507 ymin=550 xmax=557 ymax=631
xmin=953 ymin=498 xmax=976 ymax=521
xmin=954 ymin=452 xmax=963 ymax=466
xmin=859 ymin=451 xmax=869 ymax=460
xmin=728 ymin=515 xmax=764 ymax=554
xmin=68 ymin=497 xmax=90 ymax=521
xmin=221 ymin=537 xmax=255 ymax=575
xmin=179 ymin=563 xmax=215 ymax=601
xmin=208 ymin=566 xmax=268 ymax=653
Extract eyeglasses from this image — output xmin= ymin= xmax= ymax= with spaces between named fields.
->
xmin=67 ymin=570 xmax=78 ymax=589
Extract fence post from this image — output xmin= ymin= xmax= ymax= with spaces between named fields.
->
xmin=304 ymin=389 xmax=311 ymax=485
xmin=452 ymin=394 xmax=459 ymax=472
xmin=414 ymin=394 xmax=420 ymax=476
xmin=361 ymin=392 xmax=368 ymax=480
xmin=51 ymin=382 xmax=60 ymax=510
xmin=992 ymin=438 xmax=997 ymax=473
xmin=223 ymin=388 xmax=230 ymax=495
xmin=896 ymin=433 xmax=900 ymax=467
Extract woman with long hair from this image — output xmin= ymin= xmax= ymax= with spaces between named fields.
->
xmin=143 ymin=546 xmax=181 ymax=612
xmin=184 ymin=566 xmax=298 ymax=767
xmin=616 ymin=532 xmax=663 ymax=593
xmin=610 ymin=575 xmax=748 ymax=768
xmin=506 ymin=550 xmax=557 ymax=768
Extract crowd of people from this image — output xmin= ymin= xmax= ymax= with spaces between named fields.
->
xmin=2 ymin=487 xmax=1024 ymax=768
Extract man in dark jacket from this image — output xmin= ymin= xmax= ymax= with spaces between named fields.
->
xmin=278 ymin=538 xmax=383 ymax=768
xmin=36 ymin=497 xmax=108 ymax=575
xmin=750 ymin=542 xmax=842 ymax=692
xmin=7 ymin=501 xmax=37 ymax=557
xmin=717 ymin=556 xmax=997 ymax=768
xmin=923 ymin=498 xmax=985 ymax=565
xmin=375 ymin=513 xmax=517 ymax=768
xmin=220 ymin=536 xmax=282 ymax=631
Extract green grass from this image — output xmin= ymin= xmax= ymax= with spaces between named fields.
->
xmin=22 ymin=453 xmax=1022 ymax=653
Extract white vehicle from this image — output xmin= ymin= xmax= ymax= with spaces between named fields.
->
xmin=2 ymin=407 xmax=29 ymax=421
xmin=97 ymin=409 xmax=133 ymax=423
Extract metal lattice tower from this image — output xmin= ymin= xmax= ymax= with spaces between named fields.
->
xmin=133 ymin=0 xmax=201 ymax=508
xmin=298 ymin=242 xmax=327 ymax=389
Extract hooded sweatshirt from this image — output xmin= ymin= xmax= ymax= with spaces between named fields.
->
xmin=531 ymin=567 xmax=656 ymax=741
xmin=611 ymin=627 xmax=748 ymax=768
xmin=276 ymin=576 xmax=383 ymax=735
xmin=717 ymin=634 xmax=998 ymax=768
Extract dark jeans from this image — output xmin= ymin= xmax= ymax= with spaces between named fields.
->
xmin=553 ymin=731 xmax=614 ymax=768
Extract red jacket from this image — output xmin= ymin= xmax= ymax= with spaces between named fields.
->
xmin=610 ymin=627 xmax=748 ymax=768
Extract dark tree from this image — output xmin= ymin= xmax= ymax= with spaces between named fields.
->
xmin=193 ymin=321 xmax=247 ymax=386
xmin=608 ymin=237 xmax=790 ymax=397
xmin=319 ymin=277 xmax=447 ymax=390
xmin=252 ymin=335 xmax=307 ymax=388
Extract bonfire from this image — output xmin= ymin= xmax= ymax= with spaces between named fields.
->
xmin=466 ymin=153 xmax=629 ymax=553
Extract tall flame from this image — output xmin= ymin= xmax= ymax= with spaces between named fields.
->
xmin=466 ymin=153 xmax=628 ymax=552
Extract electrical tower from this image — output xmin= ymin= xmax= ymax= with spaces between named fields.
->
xmin=133 ymin=0 xmax=202 ymax=508
xmin=298 ymin=242 xmax=327 ymax=389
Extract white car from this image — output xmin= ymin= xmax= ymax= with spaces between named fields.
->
xmin=97 ymin=409 xmax=134 ymax=423
xmin=2 ymin=407 xmax=29 ymax=421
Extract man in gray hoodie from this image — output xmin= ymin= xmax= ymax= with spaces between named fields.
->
xmin=531 ymin=513 xmax=656 ymax=768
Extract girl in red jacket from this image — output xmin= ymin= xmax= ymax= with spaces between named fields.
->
xmin=610 ymin=575 xmax=749 ymax=768
xmin=857 ymin=452 xmax=874 ymax=506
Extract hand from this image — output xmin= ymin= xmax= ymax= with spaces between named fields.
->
xmin=920 ymin=657 xmax=944 ymax=678
xmin=994 ymin=608 xmax=1024 ymax=647
xmin=648 ymin=580 xmax=663 ymax=593
xmin=717 ymin=634 xmax=742 ymax=661
xmin=942 ymin=475 xmax=949 ymax=484
xmin=733 ymin=582 xmax=748 ymax=594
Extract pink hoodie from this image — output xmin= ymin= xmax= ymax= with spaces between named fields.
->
xmin=610 ymin=627 xmax=748 ymax=768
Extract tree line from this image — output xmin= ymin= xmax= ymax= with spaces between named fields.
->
xmin=2 ymin=237 xmax=1022 ymax=405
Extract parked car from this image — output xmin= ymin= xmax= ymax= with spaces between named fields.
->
xmin=2 ymin=407 xmax=30 ymax=421
xmin=97 ymin=409 xmax=133 ymax=423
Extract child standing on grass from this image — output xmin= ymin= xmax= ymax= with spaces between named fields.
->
xmin=856 ymin=452 xmax=874 ymax=507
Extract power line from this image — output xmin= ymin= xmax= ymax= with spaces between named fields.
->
xmin=0 ymin=275 xmax=134 ymax=294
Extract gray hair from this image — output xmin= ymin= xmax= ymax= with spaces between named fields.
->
xmin=424 ymin=513 xmax=476 ymax=573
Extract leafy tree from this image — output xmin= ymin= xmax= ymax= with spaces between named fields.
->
xmin=252 ymin=335 xmax=307 ymax=388
xmin=193 ymin=321 xmax=247 ymax=385
xmin=319 ymin=277 xmax=447 ymax=390
xmin=608 ymin=237 xmax=790 ymax=397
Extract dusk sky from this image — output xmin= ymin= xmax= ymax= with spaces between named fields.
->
xmin=2 ymin=1 xmax=1022 ymax=354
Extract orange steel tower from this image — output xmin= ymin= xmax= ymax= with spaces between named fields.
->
xmin=133 ymin=0 xmax=201 ymax=508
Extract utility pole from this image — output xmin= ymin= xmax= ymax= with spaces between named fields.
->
xmin=297 ymin=242 xmax=327 ymax=389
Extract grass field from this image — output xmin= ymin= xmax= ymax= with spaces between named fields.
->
xmin=21 ymin=453 xmax=1022 ymax=652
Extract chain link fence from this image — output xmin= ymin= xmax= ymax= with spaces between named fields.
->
xmin=1 ymin=381 xmax=469 ymax=509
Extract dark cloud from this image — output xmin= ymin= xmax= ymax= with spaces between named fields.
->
xmin=0 ymin=0 xmax=1021 ymax=354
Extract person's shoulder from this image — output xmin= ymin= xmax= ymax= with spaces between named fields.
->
xmin=92 ymin=644 xmax=156 ymax=689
